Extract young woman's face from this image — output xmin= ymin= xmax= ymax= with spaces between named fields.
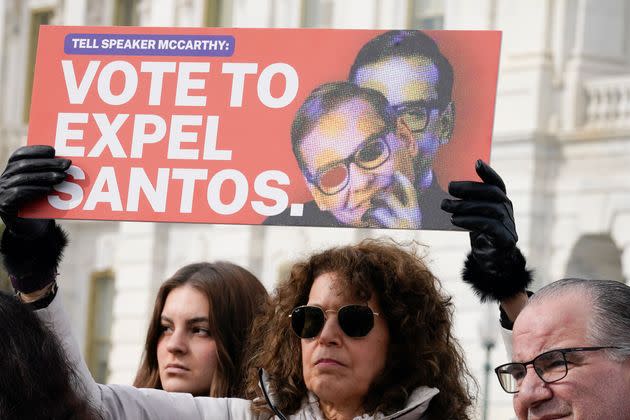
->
xmin=156 ymin=284 xmax=217 ymax=396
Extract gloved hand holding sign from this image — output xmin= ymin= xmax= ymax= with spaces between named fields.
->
xmin=0 ymin=145 xmax=70 ymax=294
xmin=441 ymin=160 xmax=532 ymax=308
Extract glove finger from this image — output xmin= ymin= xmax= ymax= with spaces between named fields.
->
xmin=450 ymin=215 xmax=515 ymax=248
xmin=3 ymin=157 xmax=71 ymax=178
xmin=7 ymin=145 xmax=56 ymax=162
xmin=2 ymin=171 xmax=67 ymax=188
xmin=447 ymin=181 xmax=508 ymax=202
xmin=441 ymin=198 xmax=455 ymax=213
xmin=0 ymin=185 xmax=53 ymax=215
xmin=440 ymin=200 xmax=507 ymax=219
xmin=475 ymin=160 xmax=506 ymax=193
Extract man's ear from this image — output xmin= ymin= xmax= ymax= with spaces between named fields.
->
xmin=396 ymin=117 xmax=418 ymax=157
xmin=438 ymin=101 xmax=455 ymax=145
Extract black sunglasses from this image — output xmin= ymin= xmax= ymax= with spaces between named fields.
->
xmin=289 ymin=304 xmax=380 ymax=338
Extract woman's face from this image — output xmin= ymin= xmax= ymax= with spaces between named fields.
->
xmin=301 ymin=272 xmax=389 ymax=414
xmin=156 ymin=284 xmax=217 ymax=396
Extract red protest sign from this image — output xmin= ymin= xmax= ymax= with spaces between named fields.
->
xmin=24 ymin=26 xmax=501 ymax=230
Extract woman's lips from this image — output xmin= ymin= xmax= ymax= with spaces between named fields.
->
xmin=315 ymin=358 xmax=345 ymax=367
xmin=164 ymin=363 xmax=189 ymax=374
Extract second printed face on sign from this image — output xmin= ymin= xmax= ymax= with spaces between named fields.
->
xmin=349 ymin=30 xmax=456 ymax=191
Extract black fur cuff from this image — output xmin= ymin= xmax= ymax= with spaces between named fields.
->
xmin=462 ymin=246 xmax=533 ymax=302
xmin=1 ymin=221 xmax=68 ymax=293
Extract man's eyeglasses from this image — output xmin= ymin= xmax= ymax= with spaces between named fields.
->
xmin=391 ymin=100 xmax=441 ymax=134
xmin=494 ymin=346 xmax=622 ymax=393
xmin=289 ymin=304 xmax=380 ymax=339
xmin=305 ymin=128 xmax=392 ymax=195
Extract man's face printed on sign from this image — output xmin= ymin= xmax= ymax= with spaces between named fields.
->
xmin=298 ymin=97 xmax=417 ymax=227
xmin=352 ymin=56 xmax=454 ymax=187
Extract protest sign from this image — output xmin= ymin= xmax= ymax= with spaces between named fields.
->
xmin=24 ymin=26 xmax=501 ymax=230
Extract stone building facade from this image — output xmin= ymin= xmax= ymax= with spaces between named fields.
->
xmin=1 ymin=0 xmax=629 ymax=418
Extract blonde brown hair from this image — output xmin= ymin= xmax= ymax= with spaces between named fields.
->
xmin=134 ymin=262 xmax=268 ymax=397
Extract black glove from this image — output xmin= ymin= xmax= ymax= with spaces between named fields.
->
xmin=0 ymin=145 xmax=70 ymax=293
xmin=0 ymin=145 xmax=70 ymax=235
xmin=441 ymin=159 xmax=532 ymax=302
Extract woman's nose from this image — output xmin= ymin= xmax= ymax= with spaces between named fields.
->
xmin=166 ymin=329 xmax=189 ymax=354
xmin=317 ymin=315 xmax=342 ymax=346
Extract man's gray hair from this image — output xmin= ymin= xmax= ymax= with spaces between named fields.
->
xmin=530 ymin=278 xmax=630 ymax=361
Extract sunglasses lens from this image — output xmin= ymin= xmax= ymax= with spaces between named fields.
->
xmin=338 ymin=305 xmax=374 ymax=337
xmin=291 ymin=306 xmax=325 ymax=339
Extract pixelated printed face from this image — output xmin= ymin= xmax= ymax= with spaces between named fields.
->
xmin=353 ymin=56 xmax=450 ymax=178
xmin=511 ymin=292 xmax=630 ymax=420
xmin=298 ymin=98 xmax=415 ymax=226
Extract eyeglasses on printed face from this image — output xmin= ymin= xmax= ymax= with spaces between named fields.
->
xmin=305 ymin=128 xmax=392 ymax=196
xmin=390 ymin=100 xmax=441 ymax=134
xmin=494 ymin=346 xmax=622 ymax=393
xmin=289 ymin=304 xmax=380 ymax=339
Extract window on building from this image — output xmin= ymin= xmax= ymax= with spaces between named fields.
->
xmin=23 ymin=8 xmax=54 ymax=123
xmin=205 ymin=0 xmax=223 ymax=27
xmin=114 ymin=0 xmax=140 ymax=26
xmin=407 ymin=0 xmax=444 ymax=30
xmin=301 ymin=0 xmax=334 ymax=28
xmin=85 ymin=270 xmax=116 ymax=383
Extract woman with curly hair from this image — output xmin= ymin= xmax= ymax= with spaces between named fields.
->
xmin=1 ymin=146 xmax=476 ymax=417
xmin=11 ymin=230 xmax=474 ymax=418
xmin=245 ymin=239 xmax=474 ymax=419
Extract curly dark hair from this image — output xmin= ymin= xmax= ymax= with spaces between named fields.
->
xmin=245 ymin=239 xmax=475 ymax=419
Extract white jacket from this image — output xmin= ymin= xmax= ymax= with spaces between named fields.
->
xmin=36 ymin=294 xmax=439 ymax=420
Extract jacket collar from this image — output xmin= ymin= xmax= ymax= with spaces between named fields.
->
xmin=381 ymin=387 xmax=439 ymax=419
xmin=259 ymin=369 xmax=439 ymax=419
xmin=294 ymin=386 xmax=439 ymax=420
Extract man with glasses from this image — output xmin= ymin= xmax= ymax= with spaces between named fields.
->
xmin=349 ymin=29 xmax=456 ymax=229
xmin=265 ymin=81 xmax=421 ymax=228
xmin=495 ymin=278 xmax=630 ymax=420
xmin=440 ymin=152 xmax=630 ymax=418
